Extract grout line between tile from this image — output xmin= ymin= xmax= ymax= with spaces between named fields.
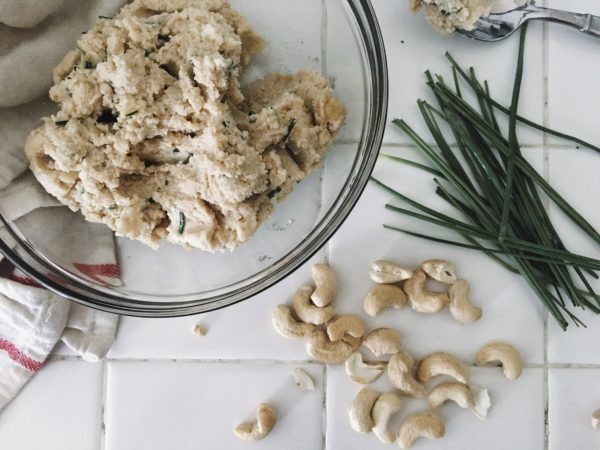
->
xmin=336 ymin=139 xmax=360 ymax=145
xmin=50 ymin=355 xmax=600 ymax=368
xmin=320 ymin=0 xmax=328 ymax=79
xmin=317 ymin=0 xmax=328 ymax=259
xmin=381 ymin=142 xmax=580 ymax=150
xmin=102 ymin=357 xmax=328 ymax=365
xmin=321 ymin=364 xmax=328 ymax=450
xmin=542 ymin=16 xmax=550 ymax=450
xmin=546 ymin=363 xmax=600 ymax=369
xmin=99 ymin=359 xmax=108 ymax=450
xmin=543 ymin=309 xmax=550 ymax=450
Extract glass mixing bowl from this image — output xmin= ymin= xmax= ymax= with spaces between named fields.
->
xmin=0 ymin=0 xmax=387 ymax=316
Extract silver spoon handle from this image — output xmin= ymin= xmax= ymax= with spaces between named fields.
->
xmin=525 ymin=4 xmax=600 ymax=38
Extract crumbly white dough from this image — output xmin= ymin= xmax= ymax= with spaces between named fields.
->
xmin=25 ymin=0 xmax=346 ymax=251
xmin=410 ymin=0 xmax=492 ymax=34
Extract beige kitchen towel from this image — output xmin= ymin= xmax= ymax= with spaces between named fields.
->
xmin=0 ymin=0 xmax=125 ymax=107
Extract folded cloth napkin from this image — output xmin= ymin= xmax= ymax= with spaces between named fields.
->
xmin=0 ymin=177 xmax=121 ymax=412
xmin=0 ymin=195 xmax=121 ymax=411
xmin=0 ymin=0 xmax=126 ymax=412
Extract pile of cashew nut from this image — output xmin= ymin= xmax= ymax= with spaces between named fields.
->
xmin=366 ymin=259 xmax=482 ymax=323
xmin=265 ymin=259 xmax=524 ymax=447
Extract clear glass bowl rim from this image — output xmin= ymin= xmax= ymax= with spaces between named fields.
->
xmin=0 ymin=0 xmax=388 ymax=317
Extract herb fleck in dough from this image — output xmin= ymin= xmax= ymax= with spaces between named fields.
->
xmin=25 ymin=0 xmax=346 ymax=251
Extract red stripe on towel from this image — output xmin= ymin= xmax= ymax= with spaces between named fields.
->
xmin=8 ymin=274 xmax=42 ymax=288
xmin=0 ymin=338 xmax=43 ymax=372
xmin=73 ymin=263 xmax=120 ymax=285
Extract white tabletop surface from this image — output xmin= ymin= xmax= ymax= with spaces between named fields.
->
xmin=1 ymin=0 xmax=600 ymax=449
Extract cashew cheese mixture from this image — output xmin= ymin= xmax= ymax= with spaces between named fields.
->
xmin=409 ymin=0 xmax=492 ymax=34
xmin=25 ymin=0 xmax=346 ymax=251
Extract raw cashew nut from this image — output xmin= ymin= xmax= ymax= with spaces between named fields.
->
xmin=404 ymin=270 xmax=449 ymax=314
xmin=345 ymin=352 xmax=386 ymax=384
xmin=421 ymin=259 xmax=458 ymax=284
xmin=192 ymin=324 xmax=207 ymax=336
xmin=311 ymin=263 xmax=336 ymax=307
xmin=470 ymin=385 xmax=491 ymax=420
xmin=292 ymin=285 xmax=335 ymax=325
xmin=417 ymin=352 xmax=470 ymax=384
xmin=362 ymin=328 xmax=402 ymax=357
xmin=291 ymin=368 xmax=315 ymax=391
xmin=387 ymin=351 xmax=426 ymax=398
xmin=272 ymin=305 xmax=315 ymax=339
xmin=449 ymin=279 xmax=482 ymax=324
xmin=327 ymin=314 xmax=366 ymax=341
xmin=370 ymin=260 xmax=414 ymax=284
xmin=396 ymin=412 xmax=445 ymax=449
xmin=428 ymin=382 xmax=474 ymax=410
xmin=343 ymin=335 xmax=363 ymax=351
xmin=348 ymin=387 xmax=380 ymax=433
xmin=363 ymin=285 xmax=407 ymax=317
xmin=591 ymin=409 xmax=600 ymax=429
xmin=476 ymin=341 xmax=523 ymax=380
xmin=306 ymin=330 xmax=353 ymax=363
xmin=371 ymin=392 xmax=403 ymax=444
xmin=234 ymin=403 xmax=277 ymax=441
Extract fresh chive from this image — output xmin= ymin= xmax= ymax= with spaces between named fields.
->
xmin=178 ymin=212 xmax=186 ymax=234
xmin=375 ymin=33 xmax=600 ymax=330
xmin=380 ymin=154 xmax=444 ymax=177
xmin=125 ymin=110 xmax=138 ymax=117
xmin=445 ymin=52 xmax=600 ymax=155
xmin=499 ymin=24 xmax=528 ymax=243
xmin=182 ymin=154 xmax=191 ymax=165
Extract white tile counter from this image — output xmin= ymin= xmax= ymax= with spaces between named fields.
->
xmin=1 ymin=0 xmax=600 ymax=449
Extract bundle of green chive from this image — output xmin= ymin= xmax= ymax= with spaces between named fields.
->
xmin=373 ymin=24 xmax=600 ymax=330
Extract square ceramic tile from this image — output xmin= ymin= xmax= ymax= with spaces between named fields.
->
xmin=109 ymin=250 xmax=326 ymax=360
xmin=327 ymin=365 xmax=544 ymax=449
xmin=547 ymin=0 xmax=600 ymax=145
xmin=0 ymin=359 xmax=103 ymax=450
xmin=375 ymin=0 xmax=545 ymax=146
xmin=549 ymin=368 xmax=600 ymax=450
xmin=547 ymin=149 xmax=600 ymax=362
xmin=328 ymin=148 xmax=545 ymax=363
xmin=325 ymin=0 xmax=366 ymax=142
xmin=105 ymin=361 xmax=324 ymax=450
